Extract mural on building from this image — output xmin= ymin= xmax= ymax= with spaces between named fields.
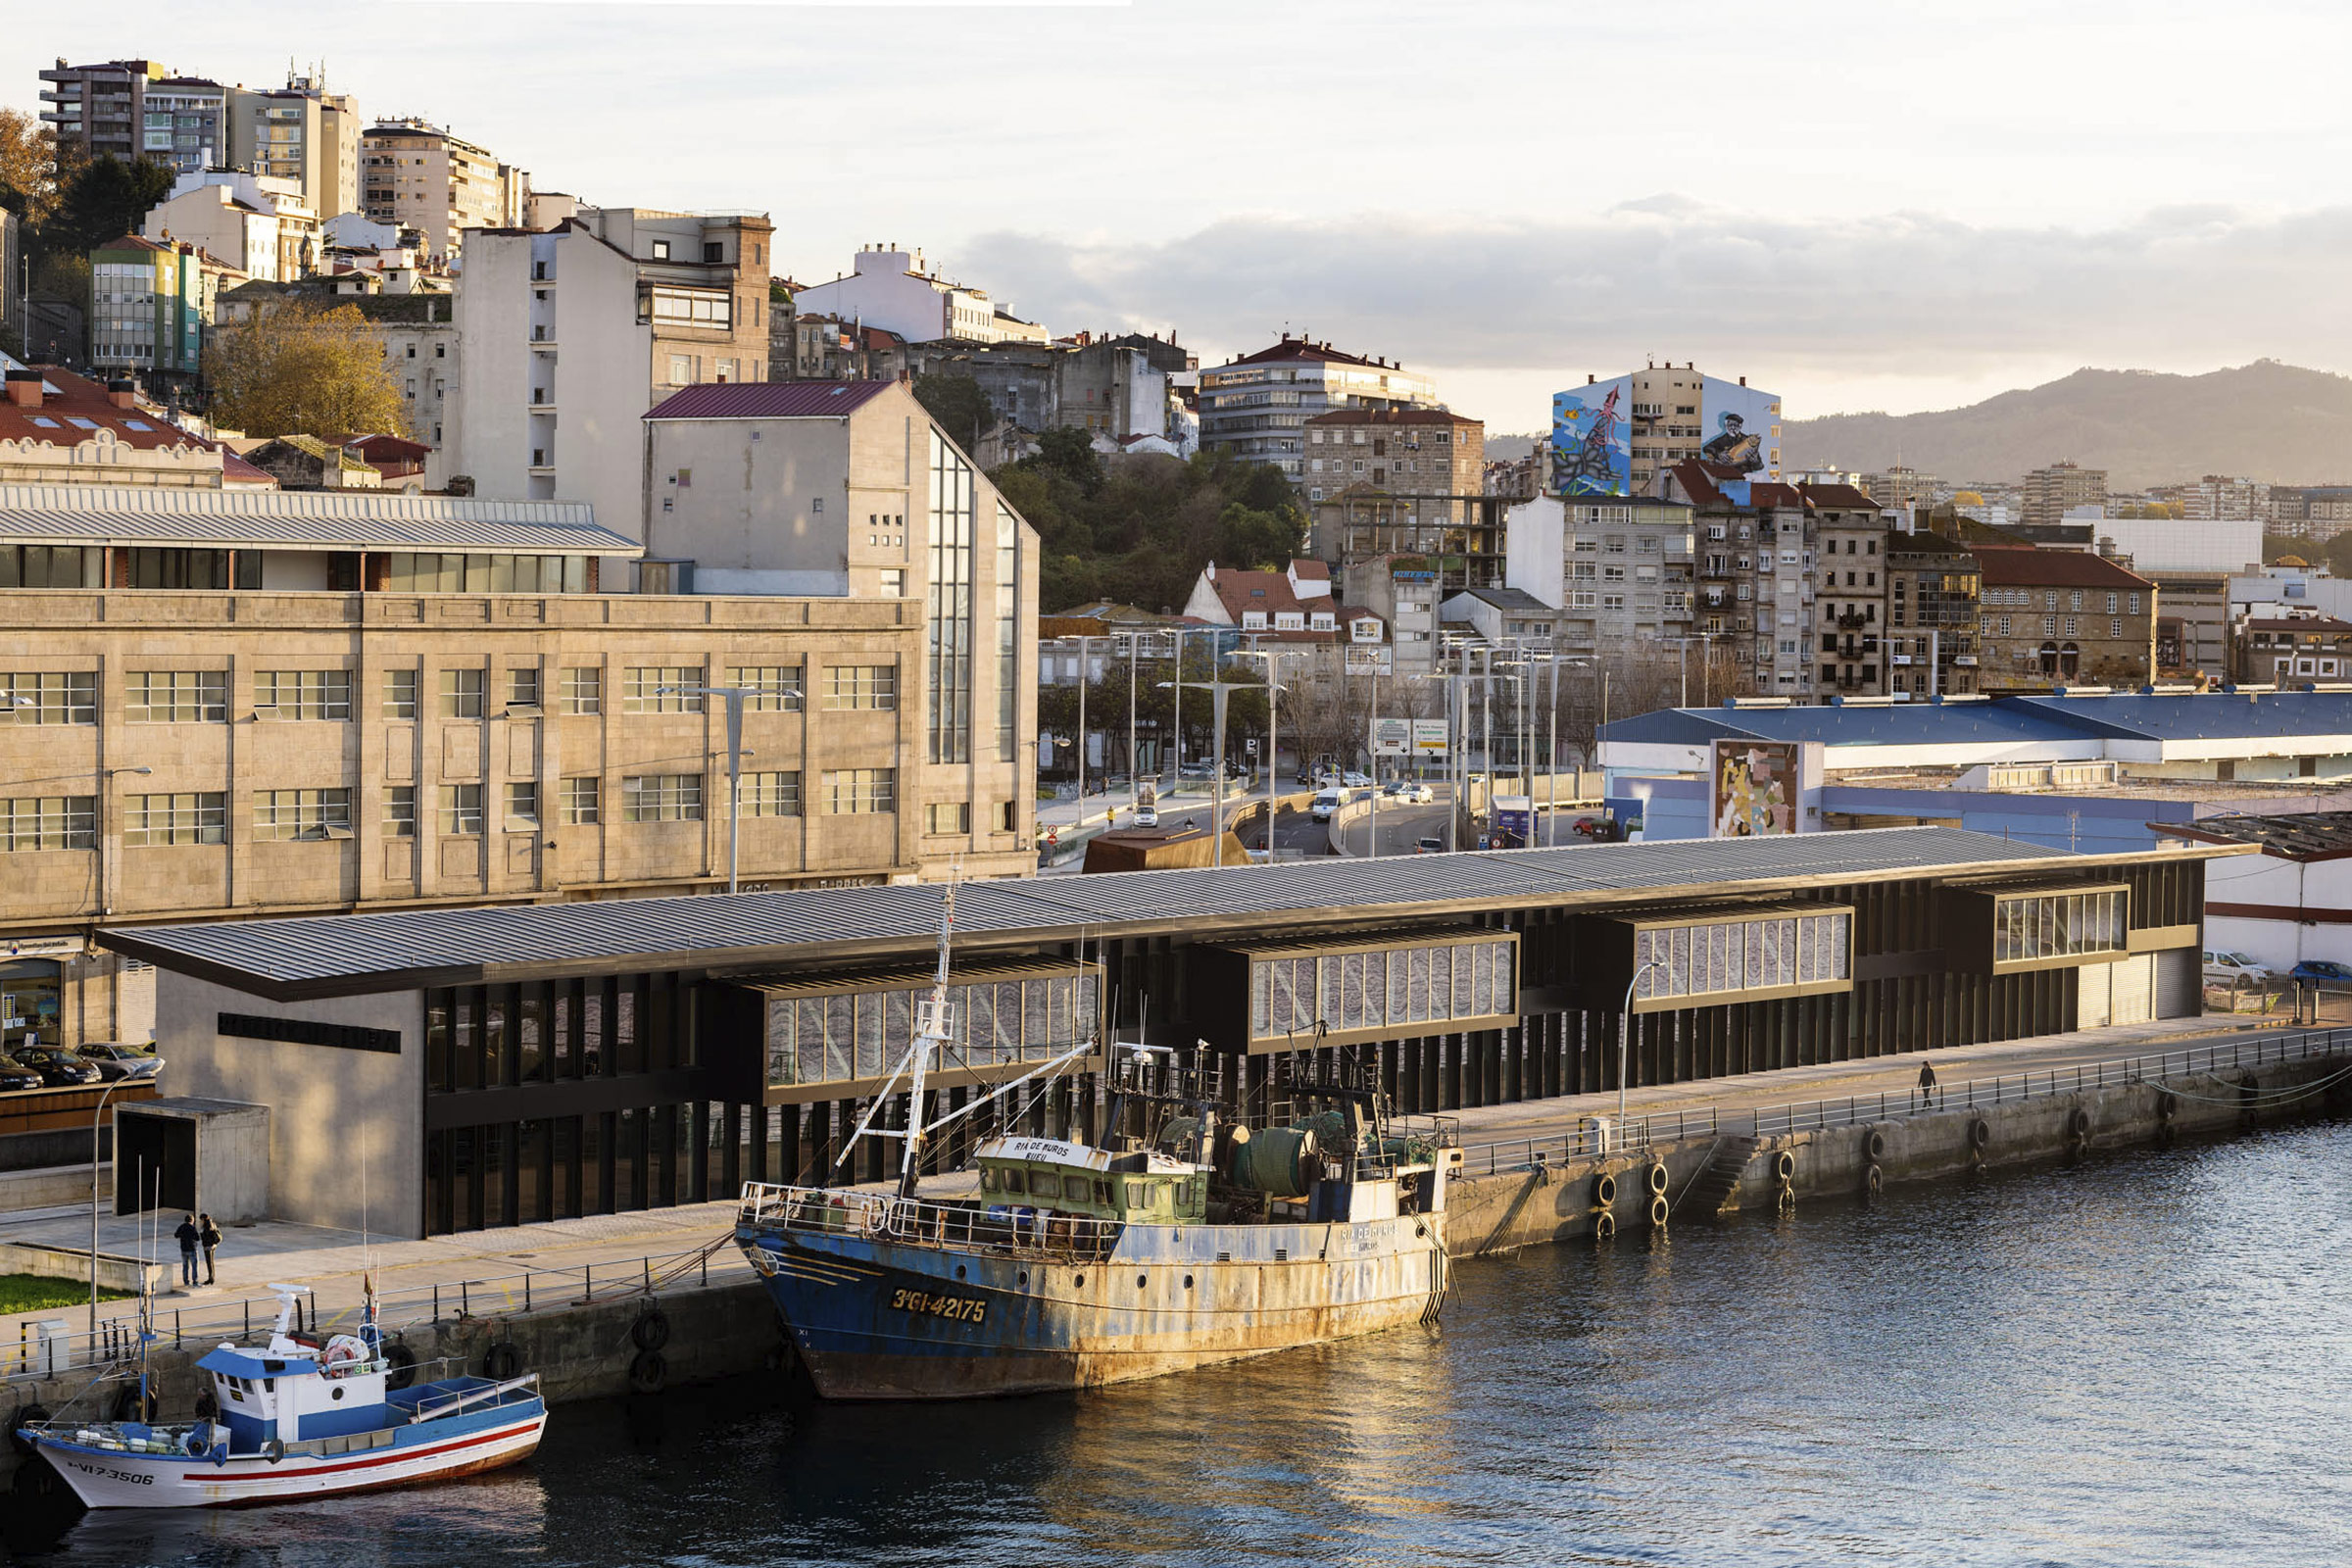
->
xmin=1551 ymin=378 xmax=1633 ymax=497
xmin=1700 ymin=381 xmax=1783 ymax=479
xmin=1712 ymin=740 xmax=1799 ymax=837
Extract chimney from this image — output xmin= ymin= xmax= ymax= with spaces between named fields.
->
xmin=1739 ymin=376 xmax=1746 ymax=387
xmin=108 ymin=378 xmax=137 ymax=411
xmin=4 ymin=369 xmax=42 ymax=409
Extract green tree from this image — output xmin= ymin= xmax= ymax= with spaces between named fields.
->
xmin=203 ymin=302 xmax=407 ymax=438
xmin=41 ymin=153 xmax=174 ymax=260
xmin=914 ymin=373 xmax=992 ymax=452
xmin=1211 ymin=501 xmax=1304 ymax=570
xmin=1025 ymin=425 xmax=1104 ymax=495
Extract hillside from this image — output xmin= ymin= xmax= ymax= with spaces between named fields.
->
xmin=1784 ymin=361 xmax=2352 ymax=490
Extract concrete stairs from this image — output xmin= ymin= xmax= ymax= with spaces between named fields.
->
xmin=1674 ymin=1134 xmax=1759 ymax=1219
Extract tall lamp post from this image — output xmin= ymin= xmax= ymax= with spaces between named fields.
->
xmin=1618 ymin=957 xmax=1662 ymax=1138
xmin=1229 ymin=647 xmax=1292 ymax=843
xmin=91 ymin=1061 xmax=161 ymax=1337
xmin=662 ymin=682 xmax=763 ymax=896
xmin=1157 ymin=672 xmax=1255 ymax=868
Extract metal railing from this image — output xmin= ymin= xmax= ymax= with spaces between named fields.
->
xmin=1451 ymin=1027 xmax=2352 ymax=1175
xmin=739 ymin=1184 xmax=1123 ymax=1260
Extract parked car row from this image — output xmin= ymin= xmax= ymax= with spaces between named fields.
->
xmin=0 ymin=1042 xmax=159 ymax=1093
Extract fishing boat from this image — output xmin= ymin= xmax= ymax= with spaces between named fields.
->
xmin=17 ymin=1285 xmax=546 ymax=1509
xmin=735 ymin=889 xmax=1460 ymax=1399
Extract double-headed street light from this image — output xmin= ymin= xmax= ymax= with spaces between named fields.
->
xmin=661 ymin=683 xmax=766 ymax=896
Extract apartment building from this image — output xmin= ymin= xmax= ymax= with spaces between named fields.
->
xmin=89 ymin=234 xmax=208 ymax=393
xmin=641 ymin=380 xmax=1039 ymax=881
xmin=361 ymin=120 xmax=524 ymax=260
xmin=1341 ymin=558 xmax=1445 ymax=676
xmin=2021 ymin=461 xmax=2107 ymax=530
xmin=1974 ymin=545 xmax=2157 ymax=691
xmin=2231 ymin=613 xmax=2352 ymax=684
xmin=38 ymin=59 xmax=204 ymax=167
xmin=1812 ymin=483 xmax=1894 ymax=697
xmin=1656 ymin=462 xmax=1817 ymax=698
xmin=442 ymin=210 xmax=775 ymax=531
xmin=1862 ymin=466 xmax=1939 ymax=510
xmin=1501 ymin=494 xmax=1696 ymax=666
xmin=789 ymin=245 xmax=1037 ymax=346
xmin=142 ymin=169 xmax=320 ymax=282
xmin=1554 ymin=363 xmax=1782 ymax=499
xmin=1198 ymin=338 xmax=1438 ymax=482
xmin=1883 ymin=529 xmax=1983 ymax=696
xmin=361 ymin=294 xmax=458 ymax=451
xmin=902 ymin=332 xmax=1194 ymax=445
xmin=229 ymin=74 xmax=362 ymax=220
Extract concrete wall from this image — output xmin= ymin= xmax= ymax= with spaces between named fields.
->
xmin=154 ymin=975 xmax=425 ymax=1238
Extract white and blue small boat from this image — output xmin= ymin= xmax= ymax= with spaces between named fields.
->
xmin=18 ymin=1285 xmax=546 ymax=1509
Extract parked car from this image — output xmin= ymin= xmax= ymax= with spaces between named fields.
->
xmin=2290 ymin=959 xmax=2352 ymax=986
xmin=1385 ymin=781 xmax=1435 ymax=805
xmin=21 ymin=1049 xmax=101 ymax=1087
xmin=1309 ymin=787 xmax=1348 ymax=822
xmin=0 ymin=1055 xmax=41 ymax=1093
xmin=2202 ymin=951 xmax=2272 ymax=987
xmin=1294 ymin=766 xmax=1318 ymax=785
xmin=76 ymin=1042 xmax=161 ymax=1081
xmin=1340 ymin=770 xmax=1374 ymax=789
xmin=1414 ymin=836 xmax=1446 ymax=855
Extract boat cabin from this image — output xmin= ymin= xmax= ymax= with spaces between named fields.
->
xmin=200 ymin=1289 xmax=386 ymax=1447
xmin=973 ymin=1135 xmax=1205 ymax=1222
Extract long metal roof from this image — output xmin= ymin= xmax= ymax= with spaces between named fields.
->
xmin=97 ymin=826 xmax=2226 ymax=1003
xmin=0 ymin=485 xmax=642 ymax=555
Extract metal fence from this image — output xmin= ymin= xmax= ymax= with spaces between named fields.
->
xmin=1453 ymin=1026 xmax=2352 ymax=1176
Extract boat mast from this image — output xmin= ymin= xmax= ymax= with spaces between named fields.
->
xmin=899 ymin=884 xmax=956 ymax=1200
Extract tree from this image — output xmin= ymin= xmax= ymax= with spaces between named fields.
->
xmin=914 ymin=373 xmax=992 ymax=453
xmin=1026 ymin=425 xmax=1105 ymax=496
xmin=41 ymin=153 xmax=174 ymax=260
xmin=1211 ymin=501 xmax=1303 ymax=571
xmin=0 ymin=107 xmax=57 ymax=222
xmin=203 ymin=303 xmax=407 ymax=438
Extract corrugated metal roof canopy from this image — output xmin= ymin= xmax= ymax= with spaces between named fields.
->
xmin=0 ymin=485 xmax=643 ymax=555
xmin=98 ymin=827 xmax=2180 ymax=1002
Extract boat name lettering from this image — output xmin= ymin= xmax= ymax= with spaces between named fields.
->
xmin=65 ymin=1460 xmax=155 ymax=1485
xmin=890 ymin=1287 xmax=987 ymax=1322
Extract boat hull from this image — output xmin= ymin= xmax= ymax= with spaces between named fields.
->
xmin=739 ymin=1213 xmax=1446 ymax=1400
xmin=26 ymin=1410 xmax=546 ymax=1509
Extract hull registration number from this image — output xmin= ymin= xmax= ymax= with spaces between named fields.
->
xmin=891 ymin=1287 xmax=986 ymax=1322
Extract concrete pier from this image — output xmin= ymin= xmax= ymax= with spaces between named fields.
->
xmin=8 ymin=1018 xmax=2346 ymax=1488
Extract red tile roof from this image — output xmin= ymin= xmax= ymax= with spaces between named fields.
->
xmin=1800 ymin=482 xmax=1881 ymax=510
xmin=1972 ymin=545 xmax=2155 ymax=590
xmin=643 ymin=380 xmax=896 ymax=420
xmin=0 ymin=368 xmax=206 ymax=453
xmin=1220 ymin=337 xmax=1392 ymax=370
xmin=1301 ymin=408 xmax=1480 ymax=428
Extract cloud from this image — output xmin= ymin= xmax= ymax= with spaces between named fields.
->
xmin=956 ymin=201 xmax=2352 ymax=394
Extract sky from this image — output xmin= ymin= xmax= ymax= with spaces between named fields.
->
xmin=9 ymin=0 xmax=2352 ymax=433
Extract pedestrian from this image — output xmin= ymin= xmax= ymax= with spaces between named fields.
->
xmin=1917 ymin=1059 xmax=1938 ymax=1109
xmin=173 ymin=1212 xmax=200 ymax=1287
xmin=199 ymin=1211 xmax=221 ymax=1285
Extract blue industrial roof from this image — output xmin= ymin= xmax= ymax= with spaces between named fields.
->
xmin=2007 ymin=691 xmax=2352 ymax=742
xmin=1603 ymin=690 xmax=2352 ymax=750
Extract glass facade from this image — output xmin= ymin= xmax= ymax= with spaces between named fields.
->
xmin=760 ymin=969 xmax=1101 ymax=1088
xmin=996 ymin=501 xmax=1019 ymax=762
xmin=1249 ymin=939 xmax=1516 ymax=1040
xmin=380 ymin=554 xmax=589 ymax=594
xmin=927 ymin=431 xmax=974 ymax=763
xmin=1995 ymin=890 xmax=2126 ymax=965
xmin=1633 ymin=910 xmax=1851 ymax=1003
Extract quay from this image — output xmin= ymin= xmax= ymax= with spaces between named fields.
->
xmin=8 ymin=1010 xmax=2343 ymax=1488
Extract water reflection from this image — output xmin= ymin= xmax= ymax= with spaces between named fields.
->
xmin=11 ymin=1121 xmax=2352 ymax=1567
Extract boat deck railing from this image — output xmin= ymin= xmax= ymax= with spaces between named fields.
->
xmin=739 ymin=1184 xmax=1124 ymax=1260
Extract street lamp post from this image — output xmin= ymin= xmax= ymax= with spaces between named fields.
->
xmin=1159 ymin=672 xmax=1254 ymax=867
xmin=91 ymin=1062 xmax=161 ymax=1337
xmin=1230 ymin=648 xmax=1292 ymax=848
xmin=1619 ymin=958 xmax=1662 ymax=1137
xmin=662 ymin=683 xmax=760 ymax=896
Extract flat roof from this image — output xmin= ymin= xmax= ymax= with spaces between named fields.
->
xmin=0 ymin=485 xmax=642 ymax=555
xmin=2156 ymin=811 xmax=2352 ymax=860
xmin=1603 ymin=690 xmax=2352 ymax=751
xmin=100 ymin=827 xmax=2230 ymax=1002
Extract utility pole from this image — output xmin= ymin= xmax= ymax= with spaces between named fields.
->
xmin=1127 ymin=633 xmax=1139 ymax=790
xmin=1159 ymin=670 xmax=1256 ymax=868
xmin=663 ymin=681 xmax=760 ymax=895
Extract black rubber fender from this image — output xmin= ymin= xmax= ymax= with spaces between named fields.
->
xmin=1592 ymin=1171 xmax=1617 ymax=1209
xmin=1969 ymin=1118 xmax=1992 ymax=1150
xmin=2156 ymin=1090 xmax=2179 ymax=1120
xmin=628 ymin=1348 xmax=667 ymax=1395
xmin=11 ymin=1453 xmax=58 ymax=1496
xmin=1592 ymin=1210 xmax=1617 ymax=1242
xmin=1647 ymin=1194 xmax=1670 ymax=1228
xmin=1863 ymin=1163 xmax=1884 ymax=1195
xmin=631 ymin=1305 xmax=671 ymax=1353
xmin=1866 ymin=1128 xmax=1887 ymax=1160
xmin=9 ymin=1404 xmax=49 ymax=1456
xmin=1772 ymin=1149 xmax=1797 ymax=1182
xmin=382 ymin=1342 xmax=417 ymax=1391
xmin=483 ymin=1342 xmax=523 ymax=1382
xmin=2068 ymin=1107 xmax=2091 ymax=1138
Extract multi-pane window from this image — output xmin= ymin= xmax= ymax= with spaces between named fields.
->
xmin=560 ymin=776 xmax=601 ymax=825
xmin=438 ymin=668 xmax=485 ymax=718
xmin=928 ymin=431 xmax=974 ymax=763
xmin=1632 ymin=912 xmax=1852 ymax=1003
xmin=997 ymin=500 xmax=1020 ymax=762
xmin=727 ymin=666 xmax=803 ymax=712
xmin=252 ymin=788 xmax=353 ymax=840
xmin=0 ymin=796 xmax=94 ymax=851
xmin=0 ymin=544 xmax=104 ymax=588
xmin=383 ymin=785 xmax=417 ymax=838
xmin=1249 ymin=939 xmax=1517 ymax=1040
xmin=826 ymin=664 xmax=898 ymax=710
xmin=383 ymin=668 xmax=420 ymax=720
xmin=254 ymin=670 xmax=352 ymax=720
xmin=2 ymin=672 xmax=96 ymax=725
xmin=624 ymin=667 xmax=703 ymax=712
xmin=379 ymin=553 xmax=589 ymax=594
xmin=823 ymin=768 xmax=896 ymax=814
xmin=1994 ymin=890 xmax=2127 ymax=964
xmin=125 ymin=792 xmax=226 ymax=847
xmin=561 ymin=667 xmax=603 ymax=715
xmin=622 ymin=774 xmax=704 ymax=822
xmin=928 ymin=802 xmax=970 ymax=834
xmin=505 ymin=781 xmax=540 ymax=826
xmin=126 ymin=671 xmax=226 ymax=723
xmin=743 ymin=771 xmax=801 ymax=817
xmin=439 ymin=784 xmax=484 ymax=836
xmin=761 ymin=968 xmax=1101 ymax=1086
xmin=506 ymin=667 xmax=543 ymax=710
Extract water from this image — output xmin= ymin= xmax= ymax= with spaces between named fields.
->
xmin=13 ymin=1120 xmax=2352 ymax=1567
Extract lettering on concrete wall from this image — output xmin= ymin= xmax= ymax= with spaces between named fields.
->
xmin=218 ymin=1012 xmax=401 ymax=1054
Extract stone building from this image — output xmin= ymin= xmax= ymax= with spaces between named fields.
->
xmin=1884 ymin=529 xmax=1984 ymax=696
xmin=1656 ymin=461 xmax=1818 ymax=699
xmin=360 ymin=120 xmax=525 ymax=262
xmin=1973 ymin=545 xmax=2157 ymax=690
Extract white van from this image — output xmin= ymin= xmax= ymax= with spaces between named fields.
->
xmin=1309 ymin=787 xmax=1348 ymax=822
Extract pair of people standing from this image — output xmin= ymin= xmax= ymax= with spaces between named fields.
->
xmin=172 ymin=1212 xmax=222 ymax=1287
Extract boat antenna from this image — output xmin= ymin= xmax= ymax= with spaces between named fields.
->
xmin=898 ymin=879 xmax=956 ymax=1200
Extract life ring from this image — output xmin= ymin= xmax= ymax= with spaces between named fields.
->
xmin=10 ymin=1404 xmax=50 ymax=1456
xmin=1592 ymin=1172 xmax=1618 ymax=1208
xmin=483 ymin=1342 xmax=523 ymax=1381
xmin=263 ymin=1438 xmax=285 ymax=1464
xmin=382 ymin=1342 xmax=417 ymax=1391
xmin=1863 ymin=1163 xmax=1884 ymax=1196
xmin=628 ymin=1349 xmax=667 ymax=1395
xmin=1969 ymin=1118 xmax=1991 ymax=1151
xmin=322 ymin=1335 xmax=368 ymax=1378
xmin=631 ymin=1305 xmax=671 ymax=1352
xmin=1645 ymin=1161 xmax=1670 ymax=1196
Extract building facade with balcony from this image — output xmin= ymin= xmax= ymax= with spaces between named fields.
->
xmin=1657 ymin=462 xmax=1818 ymax=699
xmin=360 ymin=120 xmax=523 ymax=261
xmin=88 ymin=234 xmax=206 ymax=393
xmin=1502 ymin=493 xmax=1697 ymax=665
xmin=40 ymin=58 xmax=175 ymax=164
xmin=229 ymin=74 xmax=362 ymax=220
xmin=1974 ymin=545 xmax=2157 ymax=691
xmin=1198 ymin=338 xmax=1438 ymax=482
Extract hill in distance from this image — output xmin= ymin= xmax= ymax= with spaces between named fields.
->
xmin=1785 ymin=361 xmax=2352 ymax=491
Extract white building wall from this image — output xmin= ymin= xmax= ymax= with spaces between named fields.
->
xmin=1504 ymin=495 xmax=1566 ymax=608
xmin=2099 ymin=514 xmax=2263 ymax=572
xmin=791 ymin=250 xmax=954 ymax=344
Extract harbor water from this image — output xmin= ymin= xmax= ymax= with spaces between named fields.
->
xmin=11 ymin=1118 xmax=2351 ymax=1566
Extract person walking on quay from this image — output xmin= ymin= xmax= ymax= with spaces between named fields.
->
xmin=199 ymin=1211 xmax=221 ymax=1285
xmin=1917 ymin=1059 xmax=1938 ymax=1110
xmin=173 ymin=1213 xmax=200 ymax=1287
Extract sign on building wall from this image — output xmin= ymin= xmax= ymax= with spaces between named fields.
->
xmin=1710 ymin=739 xmax=1805 ymax=838
xmin=1551 ymin=376 xmax=1634 ymax=497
